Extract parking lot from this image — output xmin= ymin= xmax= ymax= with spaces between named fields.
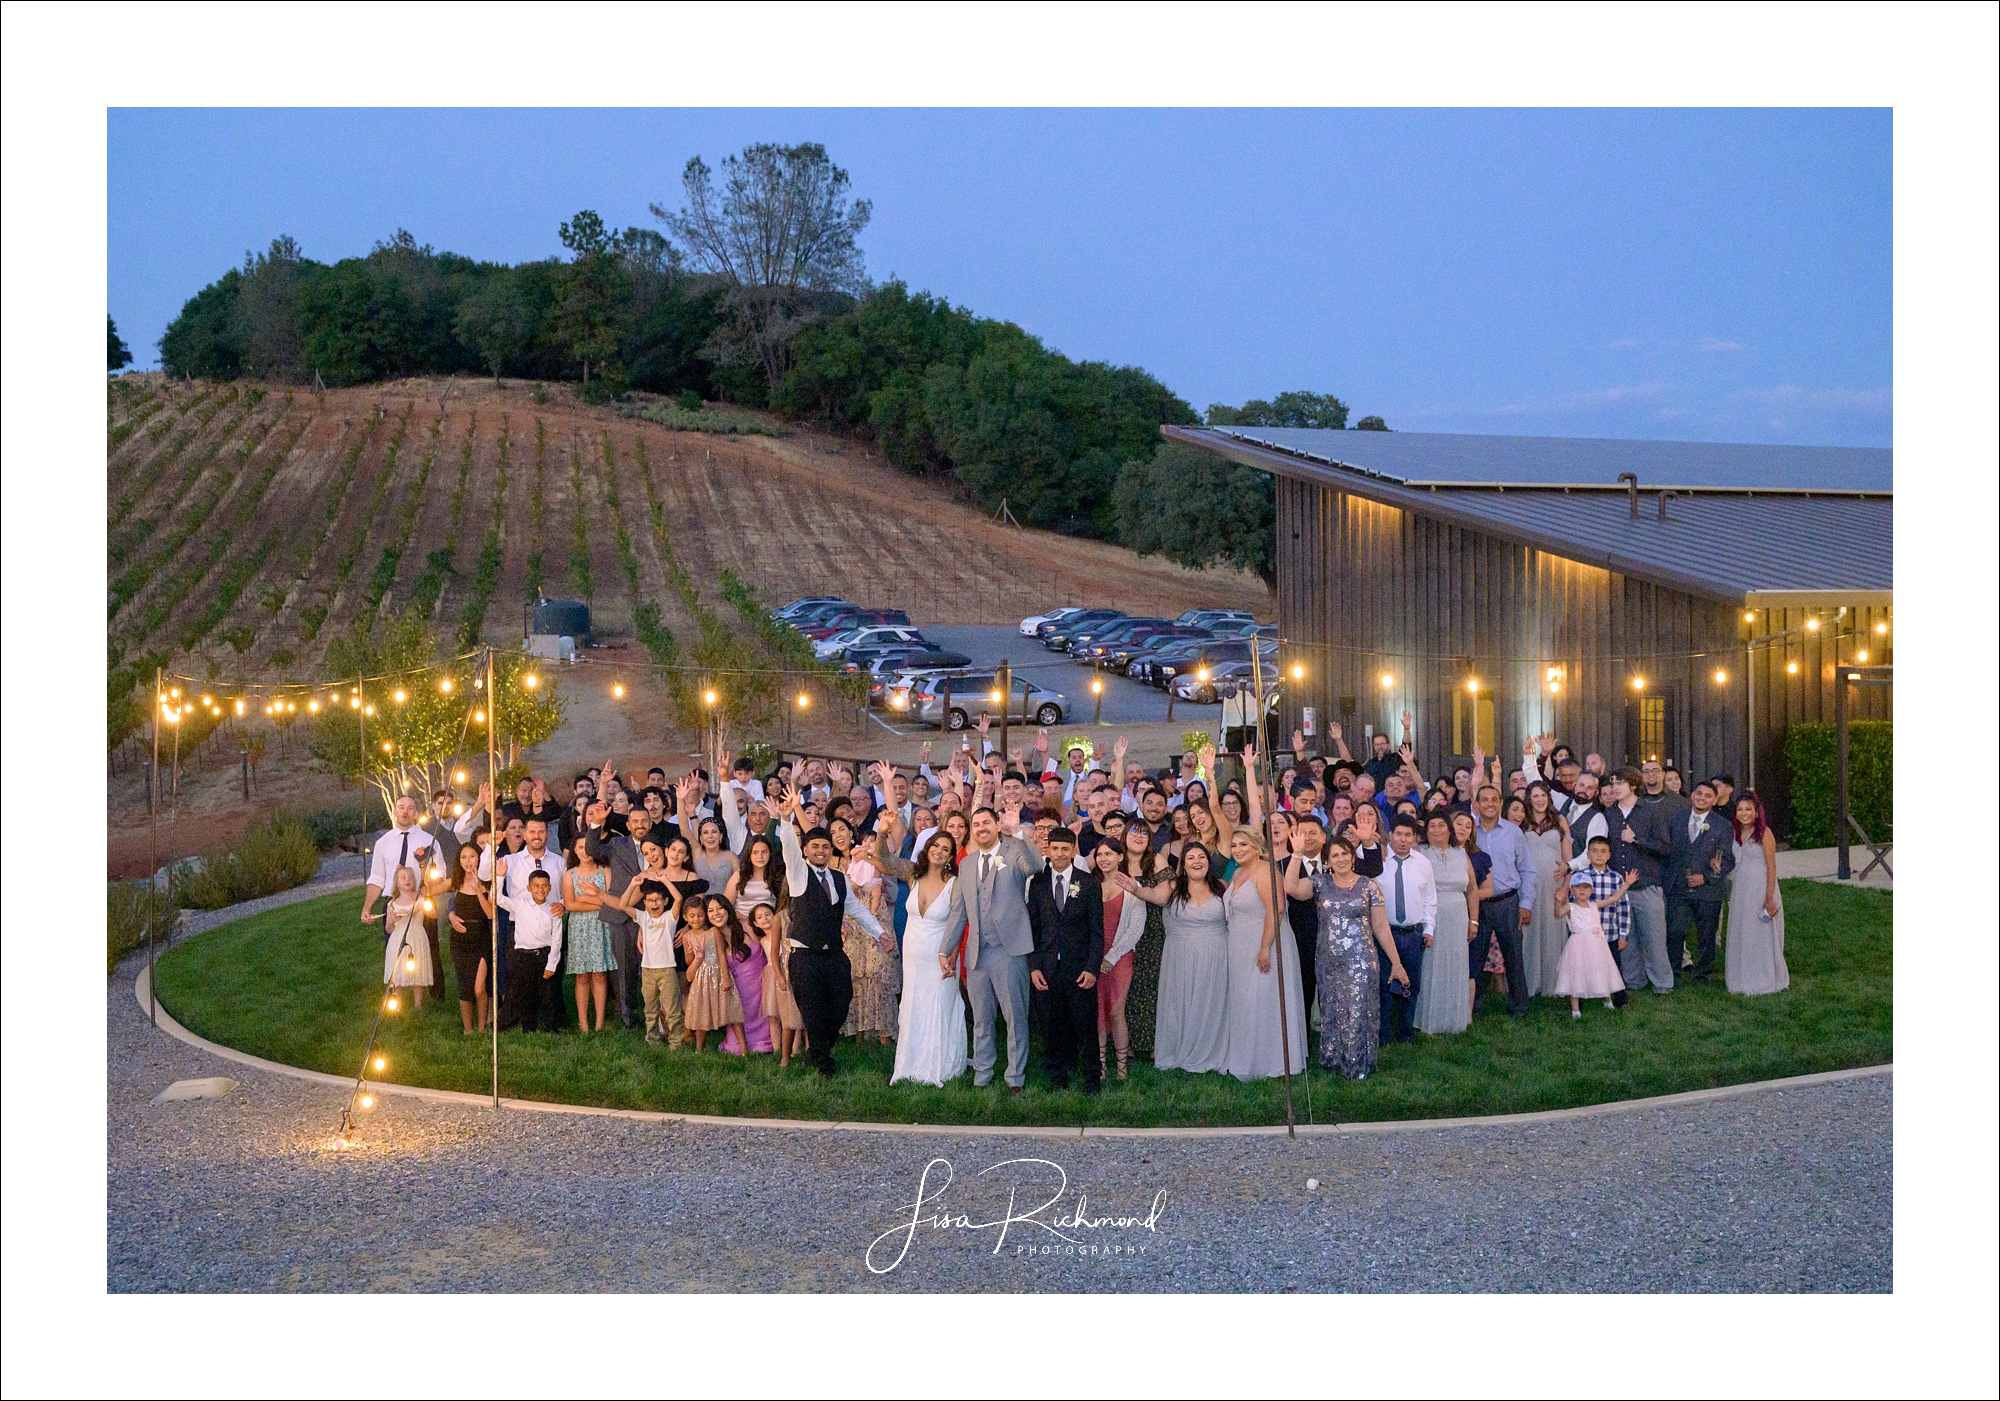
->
xmin=855 ymin=623 xmax=1263 ymax=735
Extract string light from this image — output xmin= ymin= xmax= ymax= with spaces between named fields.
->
xmin=385 ymin=996 xmax=399 ymax=1012
xmin=1787 ymin=661 xmax=1799 ymax=675
xmin=1091 ymin=678 xmax=1103 ymax=694
xmin=1743 ymin=611 xmax=1756 ymax=623
xmin=1806 ymin=618 xmax=1820 ymax=631
xmin=473 ymin=709 xmax=486 ymax=723
xmin=170 ymin=687 xmax=181 ymax=699
xmin=201 ymin=695 xmax=212 ymax=706
xmin=1195 ymin=669 xmax=1209 ymax=683
xmin=373 ymin=1057 xmax=386 ymax=1072
xmin=1874 ymin=622 xmax=1887 ymax=634
xmin=308 ymin=700 xmax=320 ymax=713
xmin=1855 ymin=649 xmax=1869 ymax=662
xmin=234 ymin=699 xmax=245 ymax=716
xmin=796 ymin=692 xmax=811 ymax=709
xmin=404 ymin=956 xmax=417 ymax=972
xmin=381 ymin=741 xmax=393 ymax=752
xmin=1379 ymin=673 xmax=1394 ymax=689
xmin=350 ymin=697 xmax=360 ymax=709
xmin=363 ymin=705 xmax=375 ymax=716
xmin=1631 ymin=676 xmax=1646 ymax=691
xmin=612 ymin=681 xmax=625 ymax=698
xmin=1714 ymin=669 xmax=1728 ymax=684
xmin=704 ymin=689 xmax=718 ymax=706
xmin=1466 ymin=678 xmax=1479 ymax=693
xmin=439 ymin=677 xmax=454 ymax=693
xmin=523 ymin=674 xmax=540 ymax=689
xmin=1290 ymin=663 xmax=1305 ymax=680
xmin=393 ymin=689 xmax=406 ymax=703
xmin=453 ymin=770 xmax=467 ymax=784
xmin=358 ymin=1094 xmax=375 ymax=1110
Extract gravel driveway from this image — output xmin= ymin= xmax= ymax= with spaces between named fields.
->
xmin=108 ymin=950 xmax=1890 ymax=1293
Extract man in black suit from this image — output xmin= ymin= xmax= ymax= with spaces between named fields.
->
xmin=1665 ymin=780 xmax=1736 ymax=982
xmin=1026 ymin=828 xmax=1104 ymax=1093
xmin=585 ymin=802 xmax=647 ymax=1028
xmin=1604 ymin=766 xmax=1675 ymax=993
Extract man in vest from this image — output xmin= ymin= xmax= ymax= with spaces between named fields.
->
xmin=773 ymin=791 xmax=887 ymax=1077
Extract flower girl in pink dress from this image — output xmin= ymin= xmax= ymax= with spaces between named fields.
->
xmin=1553 ymin=871 xmax=1626 ymax=1017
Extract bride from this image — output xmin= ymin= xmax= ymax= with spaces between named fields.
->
xmin=890 ymin=825 xmax=969 ymax=1086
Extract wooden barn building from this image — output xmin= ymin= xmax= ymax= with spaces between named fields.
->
xmin=1167 ymin=426 xmax=1893 ymax=828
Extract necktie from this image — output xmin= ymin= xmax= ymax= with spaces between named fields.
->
xmin=1393 ymin=856 xmax=1407 ymax=925
xmin=821 ymin=868 xmax=835 ymax=905
xmin=1690 ymin=813 xmax=1702 ymax=842
xmin=397 ymin=830 xmax=410 ymax=871
xmin=1056 ymin=874 xmax=1067 ymax=911
xmin=983 ymin=852 xmax=993 ymax=884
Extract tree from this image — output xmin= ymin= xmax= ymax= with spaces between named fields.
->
xmin=108 ymin=317 xmax=133 ymax=372
xmin=454 ymin=275 xmax=532 ymax=381
xmin=1354 ymin=414 xmax=1390 ymax=431
xmin=1205 ymin=390 xmax=1349 ymax=430
xmin=555 ymin=209 xmax=623 ymax=391
xmin=655 ymin=142 xmax=872 ymax=395
xmin=1114 ymin=442 xmax=1275 ymax=587
xmin=234 ymin=236 xmax=306 ymax=381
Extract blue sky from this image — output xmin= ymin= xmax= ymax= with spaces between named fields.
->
xmin=108 ymin=108 xmax=1890 ymax=446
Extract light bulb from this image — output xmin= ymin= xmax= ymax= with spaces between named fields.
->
xmin=385 ymin=997 xmax=399 ymax=1012
xmin=1744 ymin=611 xmax=1756 ymax=623
xmin=453 ymin=770 xmax=467 ymax=784
xmin=170 ymin=687 xmax=180 ymax=698
xmin=524 ymin=674 xmax=540 ymax=689
xmin=1856 ymin=649 xmax=1868 ymax=662
xmin=393 ymin=689 xmax=406 ymax=703
xmin=1548 ymin=681 xmax=1561 ymax=694
xmin=1291 ymin=664 xmax=1304 ymax=680
xmin=1786 ymin=661 xmax=1799 ymax=675
xmin=704 ymin=689 xmax=718 ymax=706
xmin=1631 ymin=676 xmax=1645 ymax=691
xmin=422 ymin=898 xmax=434 ymax=911
xmin=309 ymin=701 xmax=319 ymax=712
xmin=201 ymin=695 xmax=212 ymax=706
xmin=1714 ymin=669 xmax=1728 ymax=685
xmin=474 ymin=710 xmax=485 ymax=723
xmin=1806 ymin=618 xmax=1820 ymax=631
xmin=1466 ymin=678 xmax=1479 ymax=693
xmin=1379 ymin=673 xmax=1394 ymax=689
xmin=796 ymin=693 xmax=810 ymax=708
xmin=382 ymin=741 xmax=393 ymax=752
xmin=364 ymin=705 xmax=375 ymax=716
xmin=452 ymin=802 xmax=465 ymax=816
xmin=612 ymin=682 xmax=625 ymax=698
xmin=350 ymin=697 xmax=360 ymax=709
xmin=1091 ymin=679 xmax=1102 ymax=693
xmin=439 ymin=677 xmax=453 ymax=693
xmin=359 ymin=1094 xmax=375 ymax=1109
xmin=373 ymin=1057 xmax=386 ymax=1072
xmin=1874 ymin=622 xmax=1887 ymax=634
xmin=405 ymin=957 xmax=417 ymax=972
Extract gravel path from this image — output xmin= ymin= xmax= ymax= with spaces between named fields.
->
xmin=110 ymin=891 xmax=1891 ymax=1291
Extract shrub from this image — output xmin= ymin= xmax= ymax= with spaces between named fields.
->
xmin=107 ymin=881 xmax=182 ymax=973
xmin=1780 ymin=720 xmax=1892 ymax=847
xmin=283 ymin=806 xmax=371 ymax=851
xmin=676 ymin=388 xmax=703 ymax=412
xmin=173 ymin=814 xmax=321 ymax=909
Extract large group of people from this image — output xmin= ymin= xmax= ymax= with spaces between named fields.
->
xmin=356 ymin=712 xmax=1791 ymax=1092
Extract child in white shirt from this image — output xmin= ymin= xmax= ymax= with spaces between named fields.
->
xmin=609 ymin=878 xmax=685 ymax=1046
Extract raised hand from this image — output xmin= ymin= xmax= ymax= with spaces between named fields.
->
xmin=1112 ymin=734 xmax=1127 ymax=762
xmin=1198 ymin=741 xmax=1216 ymax=772
xmin=975 ymin=713 xmax=991 ymax=737
xmin=1400 ymin=709 xmax=1413 ymax=733
xmin=1036 ymin=728 xmax=1051 ymax=756
xmin=1242 ymin=741 xmax=1259 ymax=774
xmin=920 ymin=740 xmax=933 ymax=765
xmin=586 ymin=800 xmax=609 ymax=827
xmin=1293 ymin=727 xmax=1307 ymax=754
xmin=1399 ymin=742 xmax=1415 ymax=763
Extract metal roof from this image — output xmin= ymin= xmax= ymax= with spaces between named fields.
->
xmin=1207 ymin=426 xmax=1892 ymax=494
xmin=1167 ymin=427 xmax=1894 ymax=602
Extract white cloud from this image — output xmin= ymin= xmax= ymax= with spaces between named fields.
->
xmin=1729 ymin=384 xmax=1892 ymax=415
xmin=1700 ymin=337 xmax=1744 ymax=353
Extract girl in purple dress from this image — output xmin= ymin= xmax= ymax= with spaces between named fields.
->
xmin=709 ymin=895 xmax=774 ymax=1055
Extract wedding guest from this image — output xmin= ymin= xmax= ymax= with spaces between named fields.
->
xmin=1282 ymin=814 xmax=1327 ymax=1023
xmin=1603 ymin=767 xmax=1675 ymax=995
xmin=1553 ymin=870 xmax=1627 ymax=1017
xmin=1090 ymin=834 xmax=1147 ymax=1081
xmin=1451 ymin=809 xmax=1495 ymax=1013
xmin=563 ymin=836 xmax=617 ymax=1033
xmin=1666 ymin=780 xmax=1736 ymax=982
xmin=496 ymin=869 xmax=564 ymax=1033
xmin=772 ymin=790 xmax=890 ymax=1078
xmin=1283 ymin=835 xmax=1407 ymax=1079
xmin=374 ymin=866 xmax=435 ymax=1010
xmin=1026 ymin=828 xmax=1104 ymax=1092
xmin=1726 ymin=793 xmax=1789 ymax=995
xmin=1220 ymin=826 xmax=1306 ymax=1081
xmin=1115 ymin=821 xmax=1171 ymax=1061
xmin=1521 ymin=782 xmax=1573 ymax=996
xmin=1415 ymin=812 xmax=1474 ymax=1035
xmin=751 ymin=902 xmax=805 ymax=1066
xmin=602 ymin=878 xmax=684 ymax=1045
xmin=710 ymin=895 xmax=773 ymax=1055
xmin=443 ymin=843 xmax=494 ymax=1034
xmin=583 ymin=802 xmax=644 ymax=1029
xmin=1345 ymin=802 xmax=1386 ymax=878
xmin=1124 ymin=842 xmax=1229 ymax=1074
xmin=1574 ymin=835 xmax=1633 ymax=1009
xmin=1374 ymin=817 xmax=1435 ymax=1045
xmin=362 ymin=792 xmax=437 ymax=924
xmin=682 ymin=891 xmax=742 ymax=1052
xmin=1468 ymin=784 xmax=1538 ymax=1016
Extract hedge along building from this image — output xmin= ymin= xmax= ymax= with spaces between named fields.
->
xmin=1164 ymin=426 xmax=1892 ymax=834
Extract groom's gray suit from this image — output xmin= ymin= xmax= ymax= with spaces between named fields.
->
xmin=879 ymin=824 xmax=1046 ymax=1088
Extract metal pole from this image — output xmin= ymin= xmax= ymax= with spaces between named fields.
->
xmin=1745 ymin=631 xmax=1756 ymax=793
xmin=488 ymin=646 xmax=500 ymax=1108
xmin=358 ymin=675 xmax=368 ymax=866
xmin=1251 ymin=657 xmax=1297 ymax=1136
xmin=997 ymin=660 xmax=1010 ymax=769
xmin=1835 ymin=653 xmax=1850 ymax=881
xmin=148 ymin=667 xmax=163 ymax=1028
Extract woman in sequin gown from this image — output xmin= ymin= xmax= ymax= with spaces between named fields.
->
xmin=1284 ymin=835 xmax=1409 ymax=1078
xmin=1114 ymin=823 xmax=1170 ymax=1060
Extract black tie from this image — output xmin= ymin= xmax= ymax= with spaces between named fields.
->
xmin=398 ymin=830 xmax=410 ymax=871
xmin=821 ymin=869 xmax=835 ymax=905
xmin=1056 ymin=874 xmax=1066 ymax=911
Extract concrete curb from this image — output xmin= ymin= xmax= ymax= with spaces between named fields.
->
xmin=131 ymin=967 xmax=1890 ymax=1140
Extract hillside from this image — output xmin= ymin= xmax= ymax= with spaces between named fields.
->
xmin=105 ymin=374 xmax=1269 ymax=680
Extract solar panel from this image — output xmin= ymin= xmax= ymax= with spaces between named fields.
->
xmin=1214 ymin=427 xmax=1891 ymax=494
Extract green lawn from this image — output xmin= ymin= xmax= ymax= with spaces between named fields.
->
xmin=150 ymin=882 xmax=1891 ymax=1129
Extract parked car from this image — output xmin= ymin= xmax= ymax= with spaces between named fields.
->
xmin=1141 ymin=636 xmax=1277 ymax=688
xmin=775 ymin=596 xmax=847 ymax=620
xmin=851 ymin=607 xmax=912 ymax=626
xmin=1105 ymin=624 xmax=1211 ymax=670
xmin=1204 ymin=620 xmax=1278 ymax=642
xmin=880 ymin=664 xmax=963 ymax=713
xmin=788 ymin=601 xmax=860 ymax=632
xmin=1037 ymin=607 xmax=1123 ymax=643
xmin=1171 ymin=659 xmax=1280 ymax=706
xmin=1175 ymin=607 xmax=1256 ymax=629
xmin=1019 ymin=606 xmax=1084 ymax=637
xmin=907 ymin=672 xmax=1068 ymax=729
xmin=1041 ymin=608 xmax=1127 ymax=650
xmin=813 ymin=624 xmax=926 ymax=660
xmin=846 ymin=646 xmax=971 ymax=676
xmin=1067 ymin=616 xmax=1171 ymax=659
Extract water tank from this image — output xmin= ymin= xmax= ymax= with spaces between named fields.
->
xmin=531 ymin=598 xmax=591 ymax=641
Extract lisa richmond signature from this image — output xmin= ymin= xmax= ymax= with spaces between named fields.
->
xmin=866 ymin=1157 xmax=1168 ymax=1274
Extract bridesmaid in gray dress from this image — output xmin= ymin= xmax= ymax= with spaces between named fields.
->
xmin=1219 ymin=827 xmax=1306 ymax=1081
xmin=1725 ymin=793 xmax=1790 ymax=995
xmin=1123 ymin=843 xmax=1231 ymax=1073
xmin=1284 ymin=836 xmax=1409 ymax=1079
xmin=1415 ymin=813 xmax=1474 ymax=1034
xmin=1521 ymin=784 xmax=1573 ymax=995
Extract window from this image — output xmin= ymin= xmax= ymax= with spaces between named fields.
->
xmin=1636 ymin=696 xmax=1665 ymax=760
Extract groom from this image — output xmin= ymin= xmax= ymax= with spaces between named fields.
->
xmin=877 ymin=791 xmax=1044 ymax=1093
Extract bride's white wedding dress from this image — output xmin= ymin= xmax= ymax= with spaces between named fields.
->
xmin=890 ymin=877 xmax=969 ymax=1086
